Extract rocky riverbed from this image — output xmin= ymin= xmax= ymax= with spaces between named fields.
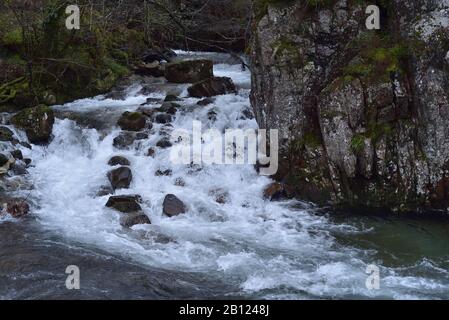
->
xmin=0 ymin=51 xmax=448 ymax=299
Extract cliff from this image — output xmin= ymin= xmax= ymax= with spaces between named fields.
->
xmin=250 ymin=0 xmax=449 ymax=212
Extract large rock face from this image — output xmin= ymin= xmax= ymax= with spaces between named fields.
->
xmin=250 ymin=0 xmax=449 ymax=212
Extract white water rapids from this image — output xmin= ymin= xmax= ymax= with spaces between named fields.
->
xmin=5 ymin=52 xmax=448 ymax=299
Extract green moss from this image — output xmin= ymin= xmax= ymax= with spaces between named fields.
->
xmin=351 ymin=134 xmax=366 ymax=154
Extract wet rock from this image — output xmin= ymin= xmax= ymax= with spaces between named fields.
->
xmin=263 ymin=183 xmax=286 ymax=201
xmin=158 ymin=102 xmax=179 ymax=115
xmin=164 ymin=94 xmax=182 ymax=102
xmin=240 ymin=108 xmax=254 ymax=120
xmin=197 ymin=98 xmax=215 ymax=106
xmin=107 ymin=166 xmax=133 ymax=190
xmin=117 ymin=112 xmax=146 ymax=131
xmin=120 ymin=212 xmax=151 ymax=228
xmin=10 ymin=105 xmax=55 ymax=144
xmin=136 ymin=106 xmax=157 ymax=118
xmin=23 ymin=158 xmax=32 ymax=166
xmin=0 ymin=153 xmax=10 ymax=167
xmin=156 ymin=138 xmax=172 ymax=149
xmin=10 ymin=163 xmax=27 ymax=175
xmin=155 ymin=113 xmax=172 ymax=124
xmin=96 ymin=185 xmax=114 ymax=197
xmin=108 ymin=156 xmax=131 ymax=166
xmin=155 ymin=169 xmax=172 ymax=176
xmin=134 ymin=61 xmax=164 ymax=77
xmin=147 ymin=148 xmax=155 ymax=157
xmin=162 ymin=194 xmax=186 ymax=217
xmin=0 ymin=126 xmax=14 ymax=141
xmin=105 ymin=195 xmax=142 ymax=213
xmin=188 ymin=77 xmax=236 ymax=98
xmin=113 ymin=132 xmax=148 ymax=149
xmin=10 ymin=150 xmax=23 ymax=160
xmin=140 ymin=97 xmax=162 ymax=106
xmin=165 ymin=59 xmax=213 ymax=83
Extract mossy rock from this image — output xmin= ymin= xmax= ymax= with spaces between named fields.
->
xmin=165 ymin=59 xmax=213 ymax=84
xmin=0 ymin=126 xmax=15 ymax=141
xmin=10 ymin=105 xmax=55 ymax=144
xmin=117 ymin=111 xmax=146 ymax=131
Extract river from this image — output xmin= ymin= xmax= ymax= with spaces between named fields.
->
xmin=0 ymin=52 xmax=448 ymax=300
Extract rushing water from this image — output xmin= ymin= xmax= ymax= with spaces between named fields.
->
xmin=0 ymin=52 xmax=448 ymax=300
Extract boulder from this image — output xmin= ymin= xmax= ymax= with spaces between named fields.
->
xmin=113 ymin=132 xmax=148 ymax=149
xmin=10 ymin=150 xmax=23 ymax=160
xmin=0 ymin=126 xmax=14 ymax=141
xmin=188 ymin=77 xmax=236 ymax=98
xmin=105 ymin=195 xmax=150 ymax=227
xmin=164 ymin=94 xmax=182 ymax=102
xmin=158 ymin=102 xmax=179 ymax=115
xmin=156 ymin=138 xmax=172 ymax=149
xmin=105 ymin=195 xmax=142 ymax=213
xmin=165 ymin=59 xmax=213 ymax=83
xmin=162 ymin=194 xmax=186 ymax=217
xmin=107 ymin=166 xmax=133 ymax=190
xmin=209 ymin=188 xmax=229 ymax=204
xmin=108 ymin=156 xmax=130 ymax=166
xmin=117 ymin=112 xmax=146 ymax=131
xmin=10 ymin=105 xmax=55 ymax=144
xmin=155 ymin=113 xmax=172 ymax=124
xmin=0 ymin=153 xmax=10 ymax=167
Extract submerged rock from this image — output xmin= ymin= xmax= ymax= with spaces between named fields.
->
xmin=162 ymin=194 xmax=186 ymax=217
xmin=10 ymin=105 xmax=55 ymax=144
xmin=147 ymin=148 xmax=156 ymax=157
xmin=165 ymin=59 xmax=213 ymax=83
xmin=108 ymin=156 xmax=130 ymax=166
xmin=120 ymin=212 xmax=151 ymax=228
xmin=117 ymin=112 xmax=146 ymax=131
xmin=188 ymin=77 xmax=236 ymax=98
xmin=107 ymin=166 xmax=133 ymax=190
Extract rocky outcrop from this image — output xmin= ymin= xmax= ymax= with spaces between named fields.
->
xmin=165 ymin=59 xmax=213 ymax=83
xmin=10 ymin=105 xmax=54 ymax=144
xmin=250 ymin=0 xmax=449 ymax=212
xmin=188 ymin=77 xmax=237 ymax=98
